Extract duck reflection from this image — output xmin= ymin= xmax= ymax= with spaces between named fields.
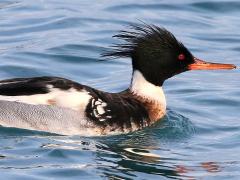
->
xmin=201 ymin=162 xmax=221 ymax=173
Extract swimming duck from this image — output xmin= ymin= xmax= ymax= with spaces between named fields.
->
xmin=0 ymin=24 xmax=236 ymax=135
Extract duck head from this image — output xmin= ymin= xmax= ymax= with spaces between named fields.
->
xmin=103 ymin=24 xmax=236 ymax=87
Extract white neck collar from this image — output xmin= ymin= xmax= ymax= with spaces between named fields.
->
xmin=130 ymin=70 xmax=166 ymax=107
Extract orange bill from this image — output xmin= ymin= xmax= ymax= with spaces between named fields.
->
xmin=188 ymin=58 xmax=236 ymax=70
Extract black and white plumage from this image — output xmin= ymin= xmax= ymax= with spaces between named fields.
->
xmin=0 ymin=76 xmax=152 ymax=135
xmin=0 ymin=24 xmax=236 ymax=135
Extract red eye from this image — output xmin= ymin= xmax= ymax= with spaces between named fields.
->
xmin=178 ymin=54 xmax=185 ymax=61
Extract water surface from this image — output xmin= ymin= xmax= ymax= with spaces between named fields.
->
xmin=0 ymin=0 xmax=239 ymax=179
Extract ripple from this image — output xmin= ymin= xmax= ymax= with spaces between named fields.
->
xmin=0 ymin=1 xmax=20 ymax=10
xmin=105 ymin=3 xmax=191 ymax=12
xmin=191 ymin=1 xmax=240 ymax=13
xmin=0 ymin=17 xmax=86 ymax=37
xmin=0 ymin=64 xmax=46 ymax=77
xmin=152 ymin=110 xmax=196 ymax=140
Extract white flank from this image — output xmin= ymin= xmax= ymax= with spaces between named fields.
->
xmin=53 ymin=88 xmax=91 ymax=111
xmin=0 ymin=88 xmax=91 ymax=112
xmin=130 ymin=70 xmax=166 ymax=110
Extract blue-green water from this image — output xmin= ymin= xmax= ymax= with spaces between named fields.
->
xmin=0 ymin=0 xmax=239 ymax=179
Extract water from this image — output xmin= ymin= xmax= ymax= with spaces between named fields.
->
xmin=0 ymin=0 xmax=239 ymax=179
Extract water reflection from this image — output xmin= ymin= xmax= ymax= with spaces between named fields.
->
xmin=201 ymin=162 xmax=221 ymax=173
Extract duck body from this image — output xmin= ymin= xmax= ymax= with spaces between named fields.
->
xmin=0 ymin=23 xmax=235 ymax=135
xmin=0 ymin=72 xmax=166 ymax=135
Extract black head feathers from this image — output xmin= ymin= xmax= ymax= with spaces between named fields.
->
xmin=103 ymin=23 xmax=195 ymax=86
xmin=102 ymin=23 xmax=189 ymax=58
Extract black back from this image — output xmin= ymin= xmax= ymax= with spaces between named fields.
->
xmin=0 ymin=77 xmax=83 ymax=96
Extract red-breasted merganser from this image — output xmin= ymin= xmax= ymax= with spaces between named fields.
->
xmin=0 ymin=24 xmax=236 ymax=135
